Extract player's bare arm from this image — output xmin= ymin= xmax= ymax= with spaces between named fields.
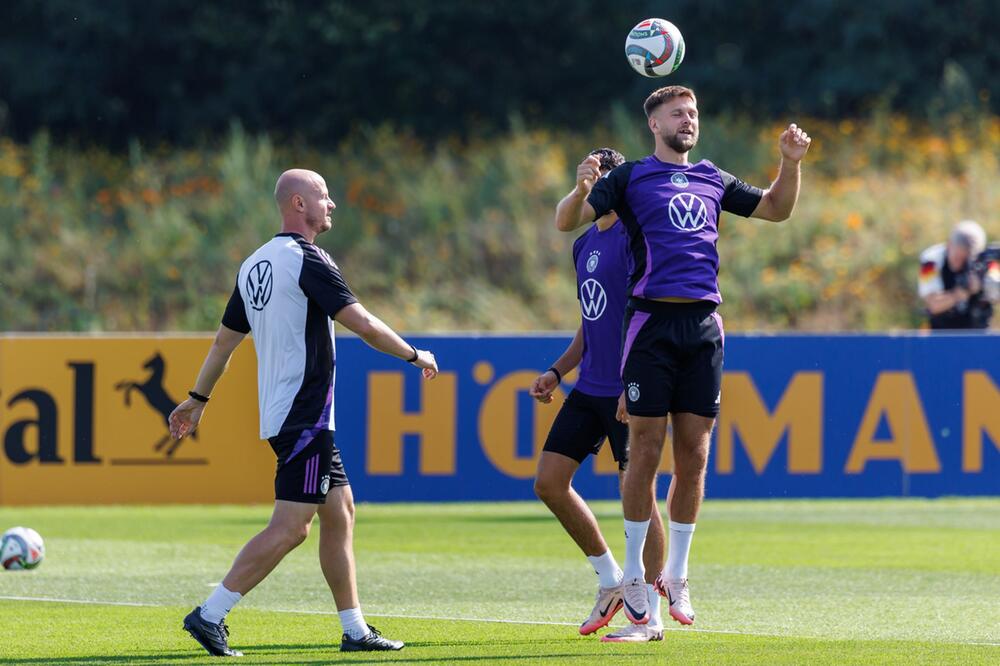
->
xmin=335 ymin=302 xmax=439 ymax=378
xmin=529 ymin=326 xmax=584 ymax=403
xmin=555 ymin=155 xmax=601 ymax=232
xmin=751 ymin=123 xmax=812 ymax=222
xmin=168 ymin=324 xmax=246 ymax=439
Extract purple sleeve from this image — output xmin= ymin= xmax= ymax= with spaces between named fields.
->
xmin=572 ymin=233 xmax=585 ymax=268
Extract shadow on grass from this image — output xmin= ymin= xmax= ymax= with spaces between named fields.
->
xmin=250 ymin=638 xmax=583 ymax=650
xmin=5 ymin=639 xmax=598 ymax=665
xmin=257 ymin=657 xmax=602 ymax=665
xmin=5 ymin=650 xmax=599 ymax=665
xmin=4 ymin=655 xmax=197 ymax=665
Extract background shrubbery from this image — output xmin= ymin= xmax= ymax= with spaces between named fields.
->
xmin=2 ymin=1 xmax=998 ymax=332
xmin=2 ymin=108 xmax=997 ymax=332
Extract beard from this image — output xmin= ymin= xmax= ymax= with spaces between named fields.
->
xmin=306 ymin=211 xmax=332 ymax=233
xmin=663 ymin=130 xmax=697 ymax=154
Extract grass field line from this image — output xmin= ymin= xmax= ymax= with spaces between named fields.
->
xmin=4 ymin=594 xmax=998 ymax=647
xmin=1 ymin=594 xmax=162 ymax=608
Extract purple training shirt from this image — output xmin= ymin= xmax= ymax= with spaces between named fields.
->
xmin=587 ymin=157 xmax=763 ymax=303
xmin=572 ymin=220 xmax=631 ymax=398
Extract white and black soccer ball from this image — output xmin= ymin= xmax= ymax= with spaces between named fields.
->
xmin=1 ymin=526 xmax=45 ymax=570
xmin=625 ymin=18 xmax=685 ymax=78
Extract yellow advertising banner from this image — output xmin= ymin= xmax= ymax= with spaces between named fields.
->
xmin=0 ymin=336 xmax=272 ymax=505
xmin=3 ymin=333 xmax=995 ymax=504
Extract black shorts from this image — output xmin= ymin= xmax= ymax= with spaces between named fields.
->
xmin=542 ymin=389 xmax=629 ymax=470
xmin=268 ymin=429 xmax=349 ymax=504
xmin=621 ymin=298 xmax=724 ymax=419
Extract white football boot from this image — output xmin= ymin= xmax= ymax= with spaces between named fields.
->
xmin=621 ymin=578 xmax=650 ymax=625
xmin=655 ymin=573 xmax=695 ymax=625
xmin=579 ymin=584 xmax=623 ymax=635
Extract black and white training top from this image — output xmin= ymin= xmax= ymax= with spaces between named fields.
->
xmin=222 ymin=232 xmax=357 ymax=441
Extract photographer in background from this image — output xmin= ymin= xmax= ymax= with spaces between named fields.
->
xmin=918 ymin=220 xmax=998 ymax=330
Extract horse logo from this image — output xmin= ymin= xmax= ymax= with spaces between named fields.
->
xmin=115 ymin=352 xmax=195 ymax=457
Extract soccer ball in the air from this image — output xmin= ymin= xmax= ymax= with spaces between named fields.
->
xmin=1 ymin=526 xmax=45 ymax=570
xmin=625 ymin=18 xmax=685 ymax=77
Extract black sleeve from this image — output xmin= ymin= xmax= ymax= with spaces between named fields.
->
xmin=586 ymin=162 xmax=633 ymax=220
xmin=298 ymin=244 xmax=359 ymax=319
xmin=718 ymin=168 xmax=765 ymax=217
xmin=220 ymin=283 xmax=251 ymax=333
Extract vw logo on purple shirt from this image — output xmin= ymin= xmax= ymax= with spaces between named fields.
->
xmin=668 ymin=192 xmax=709 ymax=231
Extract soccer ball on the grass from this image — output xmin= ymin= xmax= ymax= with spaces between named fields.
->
xmin=625 ymin=18 xmax=685 ymax=77
xmin=1 ymin=526 xmax=45 ymax=570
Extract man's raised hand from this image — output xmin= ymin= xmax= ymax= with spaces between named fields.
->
xmin=576 ymin=155 xmax=602 ymax=194
xmin=779 ymin=123 xmax=811 ymax=162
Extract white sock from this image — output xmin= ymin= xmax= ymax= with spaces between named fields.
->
xmin=666 ymin=520 xmax=696 ymax=580
xmin=200 ymin=584 xmax=242 ymax=624
xmin=586 ymin=550 xmax=624 ymax=588
xmin=338 ymin=607 xmax=369 ymax=640
xmin=622 ymin=519 xmax=650 ymax=582
xmin=647 ymin=583 xmax=662 ymax=628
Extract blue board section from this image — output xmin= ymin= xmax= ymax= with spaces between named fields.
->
xmin=333 ymin=334 xmax=1000 ymax=501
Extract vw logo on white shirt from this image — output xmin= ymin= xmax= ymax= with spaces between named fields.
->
xmin=246 ymin=260 xmax=273 ymax=310
xmin=668 ymin=192 xmax=709 ymax=231
xmin=580 ymin=279 xmax=608 ymax=321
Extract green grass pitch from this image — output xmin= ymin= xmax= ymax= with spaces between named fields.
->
xmin=1 ymin=499 xmax=998 ymax=664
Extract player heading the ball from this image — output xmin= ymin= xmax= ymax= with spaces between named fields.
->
xmin=555 ymin=85 xmax=811 ymax=630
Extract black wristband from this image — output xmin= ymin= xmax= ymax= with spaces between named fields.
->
xmin=188 ymin=390 xmax=209 ymax=403
xmin=405 ymin=344 xmax=419 ymax=363
xmin=546 ymin=366 xmax=563 ymax=384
